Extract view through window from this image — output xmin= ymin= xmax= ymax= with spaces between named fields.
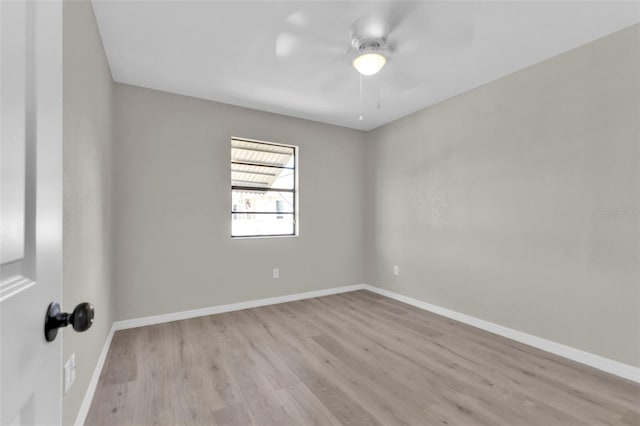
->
xmin=231 ymin=138 xmax=297 ymax=237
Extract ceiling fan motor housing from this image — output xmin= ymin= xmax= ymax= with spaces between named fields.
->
xmin=353 ymin=38 xmax=386 ymax=54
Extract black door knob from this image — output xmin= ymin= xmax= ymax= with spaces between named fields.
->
xmin=44 ymin=302 xmax=94 ymax=342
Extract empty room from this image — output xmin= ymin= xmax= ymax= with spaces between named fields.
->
xmin=1 ymin=0 xmax=639 ymax=425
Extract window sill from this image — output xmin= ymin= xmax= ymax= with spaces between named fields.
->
xmin=231 ymin=234 xmax=298 ymax=240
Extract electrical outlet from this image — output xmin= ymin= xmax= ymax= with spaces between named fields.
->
xmin=63 ymin=354 xmax=76 ymax=394
xmin=393 ymin=265 xmax=400 ymax=276
xmin=273 ymin=268 xmax=280 ymax=279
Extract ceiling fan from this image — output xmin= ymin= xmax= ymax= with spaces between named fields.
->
xmin=274 ymin=3 xmax=475 ymax=92
xmin=349 ymin=16 xmax=392 ymax=76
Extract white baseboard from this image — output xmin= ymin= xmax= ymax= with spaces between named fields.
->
xmin=74 ymin=323 xmax=115 ymax=426
xmin=75 ymin=284 xmax=366 ymax=425
xmin=113 ymin=284 xmax=367 ymax=331
xmin=75 ymin=282 xmax=639 ymax=426
xmin=362 ymin=284 xmax=640 ymax=384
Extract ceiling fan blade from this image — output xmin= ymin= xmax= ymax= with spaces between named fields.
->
xmin=275 ymin=27 xmax=346 ymax=66
xmin=382 ymin=62 xmax=423 ymax=93
xmin=275 ymin=6 xmax=351 ymax=59
xmin=350 ymin=15 xmax=389 ymax=42
xmin=284 ymin=10 xmax=308 ymax=29
xmin=382 ymin=1 xmax=421 ymax=34
xmin=387 ymin=2 xmax=475 ymax=54
xmin=275 ymin=32 xmax=300 ymax=58
xmin=274 ymin=32 xmax=348 ymax=82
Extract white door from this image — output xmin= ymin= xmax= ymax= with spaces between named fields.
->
xmin=1 ymin=0 xmax=64 ymax=425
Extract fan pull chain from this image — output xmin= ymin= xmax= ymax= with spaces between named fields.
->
xmin=359 ymin=74 xmax=364 ymax=121
xmin=377 ymin=74 xmax=381 ymax=110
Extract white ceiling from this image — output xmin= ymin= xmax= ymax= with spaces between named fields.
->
xmin=92 ymin=1 xmax=640 ymax=131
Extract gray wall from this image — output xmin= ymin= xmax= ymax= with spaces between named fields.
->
xmin=60 ymin=16 xmax=638 ymax=426
xmin=62 ymin=0 xmax=115 ymax=424
xmin=113 ymin=84 xmax=366 ymax=321
xmin=365 ymin=24 xmax=640 ymax=367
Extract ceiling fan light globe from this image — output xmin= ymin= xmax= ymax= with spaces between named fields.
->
xmin=353 ymin=53 xmax=386 ymax=76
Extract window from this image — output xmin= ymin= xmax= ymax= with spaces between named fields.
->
xmin=231 ymin=138 xmax=297 ymax=237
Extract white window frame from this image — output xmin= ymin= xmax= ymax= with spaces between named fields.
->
xmin=230 ymin=137 xmax=298 ymax=238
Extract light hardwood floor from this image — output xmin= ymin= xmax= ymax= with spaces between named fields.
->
xmin=86 ymin=291 xmax=640 ymax=425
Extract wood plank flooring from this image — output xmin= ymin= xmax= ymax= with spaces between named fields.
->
xmin=86 ymin=290 xmax=640 ymax=425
